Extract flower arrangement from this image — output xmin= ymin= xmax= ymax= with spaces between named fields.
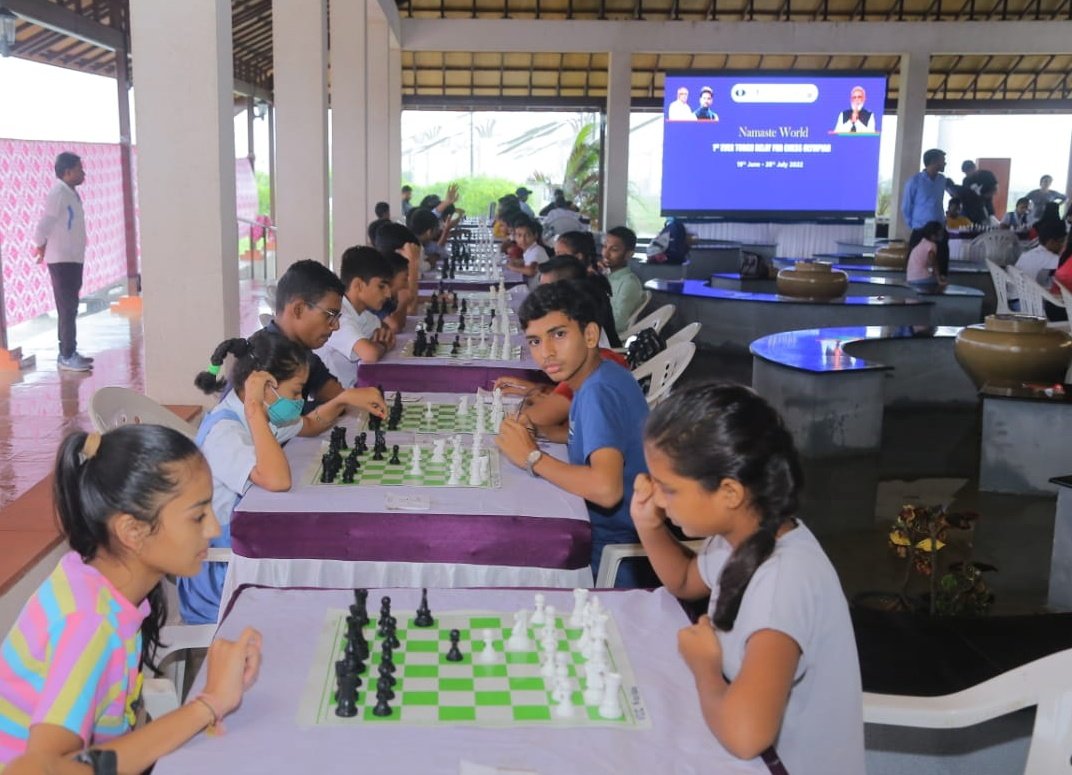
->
xmin=887 ymin=504 xmax=996 ymax=616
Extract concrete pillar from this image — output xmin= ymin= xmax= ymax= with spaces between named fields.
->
xmin=273 ymin=0 xmax=330 ymax=269
xmin=602 ymin=50 xmax=631 ymax=230
xmin=330 ymin=0 xmax=369 ymax=261
xmin=388 ymin=43 xmax=403 ymax=216
xmin=890 ymin=52 xmax=930 ymax=240
xmin=366 ymin=4 xmax=391 ymax=208
xmin=129 ymin=0 xmax=237 ymax=404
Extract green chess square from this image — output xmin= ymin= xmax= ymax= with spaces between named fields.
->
xmin=403 ymin=664 xmax=438 ymax=678
xmin=512 ymin=705 xmax=553 ymax=721
xmin=508 ymin=677 xmax=545 ymax=691
xmin=474 ymin=691 xmax=512 ymax=706
xmin=439 ymin=706 xmax=477 ymax=722
xmin=470 ymin=617 xmax=502 ymax=629
xmin=471 ymin=664 xmax=508 ymax=678
xmin=439 ymin=678 xmax=474 ymax=692
xmin=400 ymin=691 xmax=438 ymax=706
xmin=406 ymin=640 xmax=438 ymax=653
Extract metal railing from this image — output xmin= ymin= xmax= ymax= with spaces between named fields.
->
xmin=238 ymin=217 xmax=276 ymax=281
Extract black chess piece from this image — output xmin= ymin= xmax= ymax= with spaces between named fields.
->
xmin=461 ymin=298 xmax=468 ymax=314
xmin=350 ymin=589 xmax=370 ymax=627
xmin=356 ymin=432 xmax=368 ymax=454
xmin=334 ymin=426 xmax=348 ymax=449
xmin=372 ymin=688 xmax=393 ymax=717
xmin=388 ymin=445 xmax=401 ymax=465
xmin=375 ymin=430 xmax=386 ymax=453
xmin=386 ymin=413 xmax=399 ymax=431
xmin=450 ymin=338 xmax=460 ymax=356
xmin=379 ymin=596 xmax=392 ymax=623
xmin=436 ymin=314 xmax=445 ymax=334
xmin=430 ymin=295 xmax=439 ymax=314
xmin=414 ymin=588 xmax=434 ymax=627
xmin=368 ymin=415 xmax=382 ymax=433
xmin=320 ymin=453 xmax=335 ymax=483
xmin=458 ymin=314 xmax=466 ymax=332
xmin=377 ymin=662 xmax=397 ymax=689
xmin=334 ymin=671 xmax=359 ymax=717
xmin=394 ymin=391 xmax=403 ymax=409
xmin=335 ymin=659 xmax=363 ymax=687
xmin=375 ymin=675 xmax=395 ymax=701
xmin=341 ymin=467 xmax=355 ymax=484
xmin=446 ymin=629 xmax=463 ymax=662
xmin=384 ymin=619 xmax=401 ymax=649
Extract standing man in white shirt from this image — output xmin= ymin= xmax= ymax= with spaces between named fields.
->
xmin=33 ymin=152 xmax=91 ymax=372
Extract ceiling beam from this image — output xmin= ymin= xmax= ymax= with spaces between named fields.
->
xmin=0 ymin=0 xmax=124 ymax=50
xmin=401 ymin=18 xmax=1072 ymax=54
xmin=369 ymin=0 xmax=403 ymax=44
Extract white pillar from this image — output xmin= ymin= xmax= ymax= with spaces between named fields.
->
xmin=366 ymin=5 xmax=391 ymax=208
xmin=273 ymin=0 xmax=330 ymax=269
xmin=388 ymin=42 xmax=403 ymax=215
xmin=602 ymin=50 xmax=632 ymax=230
xmin=129 ymin=0 xmax=237 ymax=405
xmin=890 ymin=52 xmax=930 ymax=240
xmin=331 ymin=0 xmax=369 ymax=261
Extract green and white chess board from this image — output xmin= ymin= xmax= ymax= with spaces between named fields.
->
xmin=297 ymin=609 xmax=651 ymax=728
xmin=385 ymin=402 xmax=503 ymax=434
xmin=401 ymin=338 xmax=522 ymax=361
xmin=311 ymin=443 xmax=502 ymax=489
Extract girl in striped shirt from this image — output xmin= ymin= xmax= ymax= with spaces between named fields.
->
xmin=0 ymin=425 xmax=261 ymax=773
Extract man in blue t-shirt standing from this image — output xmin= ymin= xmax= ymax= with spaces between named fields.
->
xmin=496 ymin=280 xmax=651 ymax=587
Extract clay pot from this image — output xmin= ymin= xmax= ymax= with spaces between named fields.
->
xmin=874 ymin=242 xmax=908 ymax=268
xmin=954 ymin=314 xmax=1072 ymax=388
xmin=776 ymin=260 xmax=849 ymax=299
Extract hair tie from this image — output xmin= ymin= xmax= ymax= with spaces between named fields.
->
xmin=80 ymin=432 xmax=101 ymax=464
xmin=206 ymin=364 xmax=221 ymax=376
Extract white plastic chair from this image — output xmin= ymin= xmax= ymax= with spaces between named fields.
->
xmin=258 ymin=312 xmax=273 ymax=328
xmin=1008 ymin=265 xmax=1066 ymax=325
xmin=622 ymin=303 xmax=676 ymax=341
xmin=597 ymin=539 xmax=706 ymax=589
xmin=984 ymin=259 xmax=1013 ymax=315
xmin=967 ymin=230 xmax=1022 ymax=267
xmin=89 ymin=387 xmax=197 ymax=439
xmin=624 ymin=290 xmax=652 ymax=330
xmin=664 ymin=321 xmax=702 ymax=347
xmin=863 ymin=647 xmax=1072 ymax=775
xmin=631 ymin=341 xmax=696 ymax=407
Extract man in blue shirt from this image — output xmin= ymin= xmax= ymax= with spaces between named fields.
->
xmin=901 ymin=148 xmax=950 ymax=278
xmin=496 ymin=280 xmax=651 ymax=587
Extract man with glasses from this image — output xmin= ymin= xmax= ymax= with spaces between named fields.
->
xmin=262 ymin=259 xmax=348 ymax=414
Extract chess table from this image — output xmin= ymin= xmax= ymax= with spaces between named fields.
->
xmin=154 ymin=586 xmax=765 ymax=775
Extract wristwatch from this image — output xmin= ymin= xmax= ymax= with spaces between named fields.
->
xmin=74 ymin=750 xmax=117 ymax=775
xmin=525 ymin=448 xmax=543 ymax=478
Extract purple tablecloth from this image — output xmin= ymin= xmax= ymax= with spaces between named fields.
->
xmin=357 ymin=362 xmax=545 ymax=392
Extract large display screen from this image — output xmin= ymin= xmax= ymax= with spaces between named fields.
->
xmin=660 ymin=72 xmax=887 ymax=220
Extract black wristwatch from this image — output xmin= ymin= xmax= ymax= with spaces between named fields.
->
xmin=73 ymin=749 xmax=118 ymax=775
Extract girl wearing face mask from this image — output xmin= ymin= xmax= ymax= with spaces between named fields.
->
xmin=184 ymin=331 xmax=312 ymax=623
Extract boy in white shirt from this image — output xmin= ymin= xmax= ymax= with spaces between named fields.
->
xmin=1015 ymin=219 xmax=1067 ymax=286
xmin=316 ymin=246 xmax=395 ymax=387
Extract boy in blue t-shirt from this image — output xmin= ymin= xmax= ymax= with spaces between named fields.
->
xmin=496 ymin=280 xmax=651 ymax=587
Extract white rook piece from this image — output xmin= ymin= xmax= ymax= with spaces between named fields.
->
xmin=570 ymin=589 xmax=589 ymax=627
xmin=583 ymin=662 xmax=605 ymax=705
xmin=598 ymin=672 xmax=624 ymax=719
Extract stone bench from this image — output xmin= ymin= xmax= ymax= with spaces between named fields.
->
xmin=749 ymin=326 xmax=976 ymax=457
xmin=646 ymin=278 xmax=934 ymax=352
xmin=980 ymin=384 xmax=1072 ymax=497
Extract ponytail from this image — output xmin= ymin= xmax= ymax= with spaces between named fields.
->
xmin=53 ymin=425 xmax=203 ymax=671
xmin=194 ymin=330 xmax=307 ymax=397
xmin=194 ymin=337 xmax=253 ymax=394
xmin=645 ymin=383 xmax=803 ymax=631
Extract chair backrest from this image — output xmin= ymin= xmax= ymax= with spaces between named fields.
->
xmin=863 ymin=647 xmax=1072 ymax=775
xmin=89 ymin=387 xmax=197 ymax=439
xmin=624 ymin=290 xmax=653 ymax=330
xmin=1058 ymin=281 xmax=1072 ymax=313
xmin=664 ymin=321 xmax=702 ymax=347
xmin=967 ymin=230 xmax=1022 ymax=267
xmin=1009 ymin=265 xmax=1062 ymax=318
xmin=258 ymin=312 xmax=273 ymax=328
xmin=631 ymin=341 xmax=696 ymax=407
xmin=984 ymin=259 xmax=1012 ymax=315
xmin=622 ymin=303 xmax=676 ymax=341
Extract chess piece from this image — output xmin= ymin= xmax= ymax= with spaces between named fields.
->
xmin=356 ymin=432 xmax=368 ymax=454
xmin=408 ymin=450 xmax=423 ymax=477
xmin=598 ymin=673 xmax=624 ymax=719
xmin=552 ymin=681 xmax=576 ymax=719
xmin=446 ymin=629 xmax=464 ymax=662
xmin=334 ymin=671 xmax=359 ymax=717
xmin=478 ymin=629 xmax=499 ymax=664
xmin=468 ymin=456 xmax=482 ymax=486
xmin=430 ymin=439 xmax=447 ymax=464
xmin=375 ymin=675 xmax=395 ymax=701
xmin=531 ymin=593 xmax=546 ymax=625
xmin=457 ymin=395 xmax=469 ymax=417
xmin=372 ymin=446 xmax=384 ymax=461
xmin=506 ymin=610 xmax=532 ymax=652
xmin=583 ymin=662 xmax=605 ymax=705
xmin=414 ymin=588 xmax=434 ymax=627
xmin=388 ymin=445 xmax=401 ymax=465
xmin=341 ymin=466 xmax=355 ymax=484
xmin=378 ymin=597 xmax=392 ymax=635
xmin=372 ymin=688 xmax=393 ymax=717
xmin=436 ymin=314 xmax=445 ymax=334
xmin=569 ymin=588 xmax=589 ymax=628
xmin=377 ymin=661 xmax=397 ymax=688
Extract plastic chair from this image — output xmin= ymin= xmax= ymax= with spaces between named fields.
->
xmin=624 ymin=290 xmax=652 ymax=331
xmin=1008 ymin=266 xmax=1066 ymax=324
xmin=258 ymin=312 xmax=273 ymax=328
xmin=967 ymin=230 xmax=1022 ymax=267
xmin=862 ymin=647 xmax=1072 ymax=775
xmin=984 ymin=259 xmax=1013 ymax=315
xmin=664 ymin=321 xmax=702 ymax=347
xmin=631 ymin=342 xmax=696 ymax=407
xmin=622 ymin=304 xmax=676 ymax=341
xmin=596 ymin=539 xmax=706 ymax=589
xmin=89 ymin=387 xmax=197 ymax=439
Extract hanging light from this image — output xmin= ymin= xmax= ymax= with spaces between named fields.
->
xmin=0 ymin=9 xmax=16 ymax=58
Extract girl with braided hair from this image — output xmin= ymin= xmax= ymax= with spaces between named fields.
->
xmin=631 ymin=383 xmax=864 ymax=774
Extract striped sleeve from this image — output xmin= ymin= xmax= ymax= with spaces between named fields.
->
xmin=31 ymin=612 xmax=123 ymax=744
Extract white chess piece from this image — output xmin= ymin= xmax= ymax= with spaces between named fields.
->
xmin=468 ymin=456 xmax=482 ymax=486
xmin=465 ymin=336 xmax=474 ymax=357
xmin=501 ymin=336 xmax=513 ymax=361
xmin=506 ymin=610 xmax=532 ymax=651
xmin=447 ymin=460 xmax=463 ymax=485
xmin=598 ymin=673 xmax=623 ymax=719
xmin=457 ymin=395 xmax=469 ymax=416
xmin=479 ymin=330 xmax=486 ymax=350
xmin=424 ymin=401 xmax=434 ymax=422
xmin=531 ymin=593 xmax=546 ymax=625
xmin=543 ymin=604 xmax=557 ymax=634
xmin=553 ymin=683 xmax=575 ymax=719
xmin=478 ymin=629 xmax=499 ymax=664
xmin=408 ymin=448 xmax=423 ymax=477
xmin=583 ymin=662 xmax=605 ymax=705
xmin=540 ymin=647 xmax=557 ymax=677
xmin=569 ymin=589 xmax=589 ymax=628
xmin=431 ymin=439 xmax=446 ymax=464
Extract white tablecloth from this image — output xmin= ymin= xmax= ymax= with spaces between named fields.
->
xmin=157 ymin=586 xmax=766 ymax=775
xmin=691 ymin=221 xmax=866 ymax=258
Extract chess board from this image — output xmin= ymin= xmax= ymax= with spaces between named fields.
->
xmin=431 ymin=319 xmax=518 ymax=335
xmin=417 ymin=300 xmax=509 ymax=318
xmin=386 ymin=402 xmax=505 ymax=434
xmin=401 ymin=339 xmax=523 ymax=361
xmin=310 ymin=442 xmax=502 ymax=489
xmin=297 ymin=609 xmax=651 ymax=728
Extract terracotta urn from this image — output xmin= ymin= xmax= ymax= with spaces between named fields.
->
xmin=874 ymin=242 xmax=908 ymax=269
xmin=776 ymin=260 xmax=849 ymax=299
xmin=954 ymin=314 xmax=1072 ymax=388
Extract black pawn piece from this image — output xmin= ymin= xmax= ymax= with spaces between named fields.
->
xmin=378 ymin=662 xmax=397 ymax=687
xmin=414 ymin=588 xmax=434 ymax=628
xmin=436 ymin=314 xmax=445 ymax=334
xmin=341 ymin=467 xmax=355 ymax=484
xmin=446 ymin=629 xmax=464 ymax=662
xmin=376 ymin=675 xmax=395 ymax=701
xmin=450 ymin=338 xmax=460 ymax=356
xmin=458 ymin=315 xmax=466 ymax=332
xmin=388 ymin=444 xmax=401 ymax=465
xmin=384 ymin=620 xmax=401 ymax=649
xmin=356 ymin=432 xmax=368 ymax=454
xmin=461 ymin=299 xmax=468 ymax=314
xmin=372 ymin=445 xmax=384 ymax=461
xmin=334 ymin=671 xmax=359 ymax=717
xmin=372 ymin=689 xmax=393 ymax=717
xmin=380 ymin=641 xmax=395 ymax=671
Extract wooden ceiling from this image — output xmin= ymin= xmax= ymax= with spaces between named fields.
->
xmin=4 ymin=0 xmax=1070 ymax=105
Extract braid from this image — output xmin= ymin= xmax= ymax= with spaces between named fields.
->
xmin=193 ymin=337 xmax=251 ymax=394
xmin=713 ymin=527 xmax=777 ymax=631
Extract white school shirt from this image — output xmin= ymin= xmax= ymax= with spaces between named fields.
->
xmin=1014 ymin=244 xmax=1060 ymax=287
xmin=315 ymin=296 xmax=382 ymax=387
xmin=33 ymin=180 xmax=86 ymax=264
xmin=697 ymin=521 xmax=866 ymax=775
xmin=200 ymin=390 xmax=303 ymax=531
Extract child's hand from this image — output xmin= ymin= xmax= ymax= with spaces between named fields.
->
xmin=678 ymin=615 xmax=722 ymax=677
xmin=243 ymin=371 xmax=277 ymax=416
xmin=495 ymin=417 xmax=538 ymax=467
xmin=493 ymin=376 xmax=537 ymax=395
xmin=630 ymin=473 xmax=667 ymax=532
xmin=202 ymin=627 xmax=263 ymax=716
xmin=342 ymin=387 xmax=386 ymax=418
